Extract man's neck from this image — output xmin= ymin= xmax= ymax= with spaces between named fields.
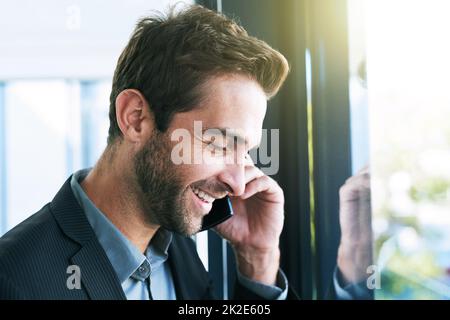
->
xmin=80 ymin=154 xmax=159 ymax=253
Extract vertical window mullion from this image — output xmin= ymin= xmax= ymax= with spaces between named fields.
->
xmin=308 ymin=0 xmax=352 ymax=299
xmin=80 ymin=81 xmax=95 ymax=168
xmin=207 ymin=230 xmax=225 ymax=298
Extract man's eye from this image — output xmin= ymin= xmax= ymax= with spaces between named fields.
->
xmin=212 ymin=142 xmax=228 ymax=151
xmin=203 ymin=140 xmax=226 ymax=151
xmin=204 ymin=137 xmax=227 ymax=149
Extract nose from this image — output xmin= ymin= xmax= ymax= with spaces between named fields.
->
xmin=217 ymin=162 xmax=246 ymax=197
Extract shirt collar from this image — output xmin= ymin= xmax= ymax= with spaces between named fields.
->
xmin=70 ymin=168 xmax=173 ymax=284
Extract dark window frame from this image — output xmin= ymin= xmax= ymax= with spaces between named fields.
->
xmin=197 ymin=0 xmax=351 ymax=300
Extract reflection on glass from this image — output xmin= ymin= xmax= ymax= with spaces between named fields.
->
xmin=365 ymin=0 xmax=450 ymax=299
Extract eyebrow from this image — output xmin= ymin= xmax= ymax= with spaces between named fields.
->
xmin=202 ymin=127 xmax=261 ymax=150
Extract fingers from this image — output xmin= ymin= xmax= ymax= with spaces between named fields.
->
xmin=241 ymin=175 xmax=270 ymax=199
xmin=240 ymin=175 xmax=283 ymax=202
xmin=244 ymin=162 xmax=265 ymax=185
xmin=344 ymin=166 xmax=371 ymax=187
xmin=340 ymin=177 xmax=370 ymax=197
xmin=238 ymin=157 xmax=283 ymax=202
xmin=340 ymin=168 xmax=371 ymax=202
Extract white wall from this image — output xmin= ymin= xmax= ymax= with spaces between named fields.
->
xmin=0 ymin=0 xmax=193 ymax=79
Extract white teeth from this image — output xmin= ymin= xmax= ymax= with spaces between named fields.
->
xmin=191 ymin=186 xmax=214 ymax=203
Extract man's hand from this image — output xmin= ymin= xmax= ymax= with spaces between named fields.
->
xmin=215 ymin=157 xmax=284 ymax=286
xmin=337 ymin=166 xmax=373 ymax=285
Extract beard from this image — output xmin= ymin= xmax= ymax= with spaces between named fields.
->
xmin=133 ymin=131 xmax=202 ymax=236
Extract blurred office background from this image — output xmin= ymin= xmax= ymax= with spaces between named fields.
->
xmin=1 ymin=0 xmax=450 ymax=299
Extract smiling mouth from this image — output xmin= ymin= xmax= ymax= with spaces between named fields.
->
xmin=190 ymin=186 xmax=216 ymax=203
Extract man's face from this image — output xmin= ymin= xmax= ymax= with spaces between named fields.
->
xmin=134 ymin=74 xmax=267 ymax=236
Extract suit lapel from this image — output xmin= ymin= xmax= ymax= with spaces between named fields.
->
xmin=71 ymin=240 xmax=126 ymax=300
xmin=51 ymin=176 xmax=126 ymax=300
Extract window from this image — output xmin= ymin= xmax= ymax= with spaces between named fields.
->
xmin=356 ymin=0 xmax=450 ymax=299
xmin=1 ymin=80 xmax=109 ymax=231
xmin=4 ymin=0 xmax=448 ymax=301
xmin=217 ymin=0 xmax=450 ymax=300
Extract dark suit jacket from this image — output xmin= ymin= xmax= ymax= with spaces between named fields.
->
xmin=0 ymin=176 xmax=298 ymax=300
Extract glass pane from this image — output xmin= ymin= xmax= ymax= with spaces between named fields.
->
xmin=364 ymin=0 xmax=450 ymax=299
xmin=2 ymin=79 xmax=112 ymax=233
xmin=79 ymin=81 xmax=111 ymax=168
xmin=4 ymin=80 xmax=81 ymax=231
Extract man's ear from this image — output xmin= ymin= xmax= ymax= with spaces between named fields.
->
xmin=115 ymin=89 xmax=155 ymax=144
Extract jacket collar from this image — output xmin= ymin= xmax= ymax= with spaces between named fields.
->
xmin=50 ymin=176 xmax=127 ymax=300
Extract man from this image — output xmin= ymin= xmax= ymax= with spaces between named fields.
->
xmin=0 ymin=5 xmax=371 ymax=299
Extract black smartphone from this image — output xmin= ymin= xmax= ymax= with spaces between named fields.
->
xmin=200 ymin=196 xmax=234 ymax=231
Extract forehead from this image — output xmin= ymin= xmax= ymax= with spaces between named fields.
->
xmin=170 ymin=74 xmax=268 ymax=149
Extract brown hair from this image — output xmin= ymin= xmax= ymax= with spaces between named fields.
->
xmin=107 ymin=4 xmax=289 ymax=145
